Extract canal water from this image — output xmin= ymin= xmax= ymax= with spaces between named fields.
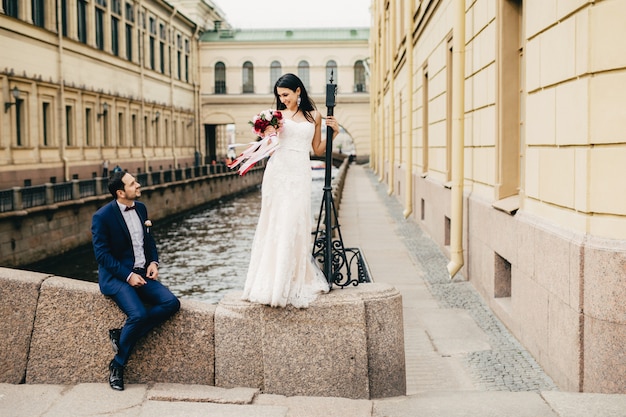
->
xmin=24 ymin=170 xmax=330 ymax=304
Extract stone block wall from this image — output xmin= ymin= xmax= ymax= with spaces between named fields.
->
xmin=0 ymin=268 xmax=405 ymax=399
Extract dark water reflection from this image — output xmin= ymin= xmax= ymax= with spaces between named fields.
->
xmin=24 ymin=172 xmax=329 ymax=304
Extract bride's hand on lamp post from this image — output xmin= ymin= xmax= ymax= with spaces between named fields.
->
xmin=326 ymin=116 xmax=340 ymax=139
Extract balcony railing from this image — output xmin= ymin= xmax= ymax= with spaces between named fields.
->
xmin=0 ymin=162 xmax=256 ymax=214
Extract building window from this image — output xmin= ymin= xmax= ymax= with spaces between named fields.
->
xmin=125 ymin=2 xmax=134 ymax=61
xmin=111 ymin=17 xmax=119 ymax=56
xmin=42 ymin=102 xmax=51 ymax=146
xmin=131 ymin=113 xmax=138 ymax=146
xmin=298 ymin=61 xmax=309 ymax=89
xmin=143 ymin=115 xmax=148 ymax=146
xmin=159 ymin=23 xmax=165 ymax=74
xmin=65 ymin=105 xmax=74 ymax=146
xmin=61 ymin=0 xmax=68 ymax=36
xmin=326 ymin=60 xmax=337 ymax=84
xmin=14 ymin=96 xmax=24 ymax=146
xmin=85 ymin=108 xmax=93 ymax=146
xmin=95 ymin=0 xmax=106 ymax=50
xmin=215 ymin=62 xmax=226 ymax=94
xmin=111 ymin=0 xmax=121 ymax=56
xmin=184 ymin=39 xmax=189 ymax=82
xmin=32 ymin=0 xmax=45 ymax=28
xmin=4 ymin=0 xmax=18 ymax=17
xmin=118 ymin=112 xmax=125 ymax=145
xmin=102 ymin=106 xmax=109 ymax=146
xmin=164 ymin=118 xmax=169 ymax=146
xmin=270 ymin=61 xmax=281 ymax=89
xmin=176 ymin=34 xmax=182 ymax=80
xmin=77 ymin=0 xmax=87 ymax=43
xmin=149 ymin=17 xmax=156 ymax=70
xmin=354 ymin=60 xmax=366 ymax=92
xmin=242 ymin=61 xmax=254 ymax=93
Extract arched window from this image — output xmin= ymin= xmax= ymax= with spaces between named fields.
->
xmin=270 ymin=61 xmax=282 ymax=90
xmin=243 ymin=61 xmax=254 ymax=93
xmin=297 ymin=60 xmax=310 ymax=89
xmin=354 ymin=60 xmax=366 ymax=92
xmin=214 ymin=62 xmax=226 ymax=94
xmin=325 ymin=60 xmax=337 ymax=84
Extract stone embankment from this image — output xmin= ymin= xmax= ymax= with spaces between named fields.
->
xmin=0 ymin=267 xmax=405 ymax=400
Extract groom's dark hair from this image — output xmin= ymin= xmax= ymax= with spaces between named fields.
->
xmin=108 ymin=170 xmax=128 ymax=199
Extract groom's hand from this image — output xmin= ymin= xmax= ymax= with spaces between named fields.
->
xmin=128 ymin=273 xmax=147 ymax=287
xmin=146 ymin=263 xmax=159 ymax=280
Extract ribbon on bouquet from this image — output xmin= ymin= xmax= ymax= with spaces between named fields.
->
xmin=228 ymin=134 xmax=280 ymax=175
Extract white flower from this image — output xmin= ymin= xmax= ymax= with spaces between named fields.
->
xmin=144 ymin=220 xmax=152 ymax=233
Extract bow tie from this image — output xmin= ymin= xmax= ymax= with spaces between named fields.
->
xmin=124 ymin=205 xmax=136 ymax=211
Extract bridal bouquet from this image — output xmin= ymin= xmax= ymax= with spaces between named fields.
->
xmin=228 ymin=109 xmax=283 ymax=175
xmin=250 ymin=109 xmax=283 ymax=137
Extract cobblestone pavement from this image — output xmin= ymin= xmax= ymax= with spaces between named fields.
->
xmin=365 ymin=169 xmax=558 ymax=393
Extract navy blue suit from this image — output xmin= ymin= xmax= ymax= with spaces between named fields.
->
xmin=92 ymin=200 xmax=180 ymax=367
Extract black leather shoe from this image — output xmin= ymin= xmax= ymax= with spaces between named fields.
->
xmin=109 ymin=328 xmax=121 ymax=354
xmin=108 ymin=360 xmax=124 ymax=391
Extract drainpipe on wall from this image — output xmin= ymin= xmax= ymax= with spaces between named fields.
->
xmin=193 ymin=25 xmax=201 ymax=164
xmin=377 ymin=1 xmax=385 ymax=182
xmin=447 ymin=0 xmax=466 ymax=279
xmin=403 ymin=0 xmax=414 ymax=219
xmin=169 ymin=7 xmax=178 ymax=170
xmin=56 ymin=0 xmax=68 ymax=181
xmin=387 ymin=0 xmax=396 ymax=196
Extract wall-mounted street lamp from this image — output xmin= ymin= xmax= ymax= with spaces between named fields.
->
xmin=152 ymin=111 xmax=161 ymax=123
xmin=97 ymin=102 xmax=109 ymax=120
xmin=4 ymin=86 xmax=20 ymax=113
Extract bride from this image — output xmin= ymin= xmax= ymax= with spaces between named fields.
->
xmin=241 ymin=73 xmax=340 ymax=308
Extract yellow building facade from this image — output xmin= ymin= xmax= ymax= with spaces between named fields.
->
xmin=371 ymin=0 xmax=626 ymax=393
xmin=0 ymin=0 xmax=223 ymax=189
xmin=199 ymin=28 xmax=370 ymax=162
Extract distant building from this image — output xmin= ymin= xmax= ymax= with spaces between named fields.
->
xmin=199 ymin=27 xmax=370 ymax=163
xmin=0 ymin=0 xmax=227 ymax=189
xmin=370 ymin=0 xmax=626 ymax=393
xmin=1 ymin=1 xmax=369 ymax=189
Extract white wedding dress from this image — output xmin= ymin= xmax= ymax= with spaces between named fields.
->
xmin=241 ymin=117 xmax=329 ymax=308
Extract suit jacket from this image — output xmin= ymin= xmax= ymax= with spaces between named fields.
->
xmin=91 ymin=200 xmax=158 ymax=296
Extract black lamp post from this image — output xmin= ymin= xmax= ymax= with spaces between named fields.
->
xmin=312 ymin=72 xmax=370 ymax=288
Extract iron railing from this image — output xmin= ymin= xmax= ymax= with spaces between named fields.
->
xmin=0 ymin=162 xmax=243 ymax=214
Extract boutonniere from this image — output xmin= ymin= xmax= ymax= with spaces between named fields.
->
xmin=144 ymin=220 xmax=152 ymax=233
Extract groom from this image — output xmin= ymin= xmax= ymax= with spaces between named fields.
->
xmin=92 ymin=170 xmax=180 ymax=390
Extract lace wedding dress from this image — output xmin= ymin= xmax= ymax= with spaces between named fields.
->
xmin=241 ymin=118 xmax=329 ymax=308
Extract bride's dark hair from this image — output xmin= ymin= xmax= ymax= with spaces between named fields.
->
xmin=273 ymin=73 xmax=316 ymax=123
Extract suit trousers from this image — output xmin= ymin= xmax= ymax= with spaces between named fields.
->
xmin=109 ymin=276 xmax=180 ymax=367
